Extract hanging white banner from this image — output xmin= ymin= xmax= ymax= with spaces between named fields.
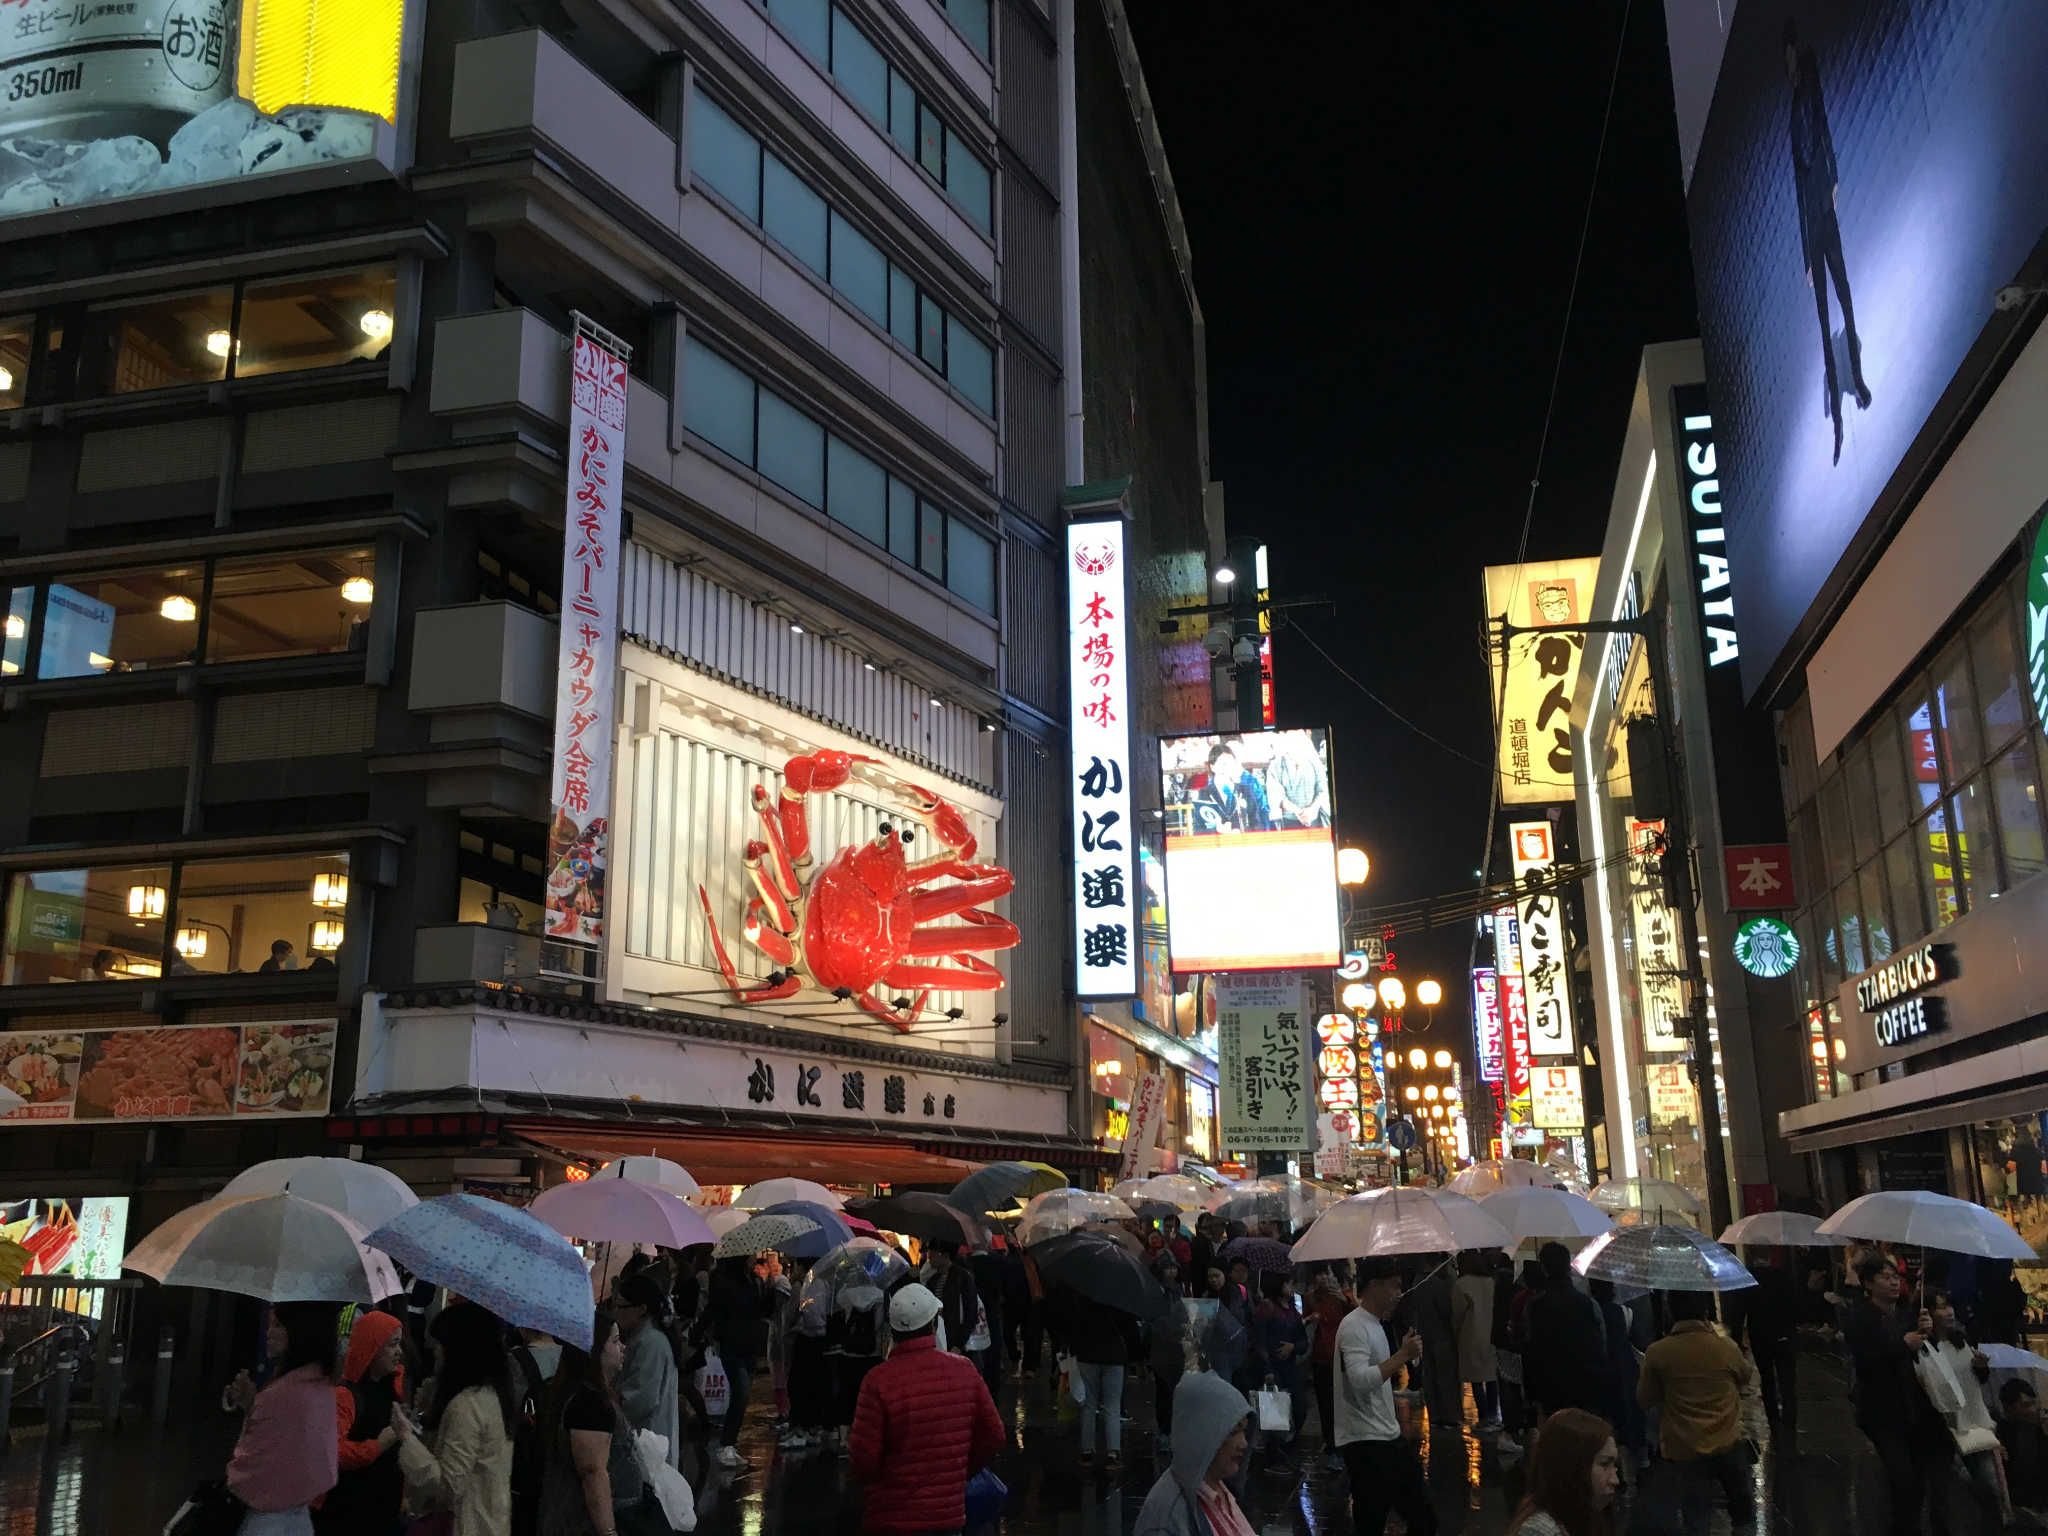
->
xmin=1120 ymin=1071 xmax=1167 ymax=1180
xmin=544 ymin=318 xmax=631 ymax=949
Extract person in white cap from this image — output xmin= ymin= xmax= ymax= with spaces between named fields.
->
xmin=848 ymin=1283 xmax=1004 ymax=1536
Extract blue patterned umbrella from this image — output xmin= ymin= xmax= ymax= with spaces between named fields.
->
xmin=365 ymin=1194 xmax=593 ymax=1348
xmin=761 ymin=1200 xmax=855 ymax=1258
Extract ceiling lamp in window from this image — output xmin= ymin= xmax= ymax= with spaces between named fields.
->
xmin=310 ymin=920 xmax=344 ymax=953
xmin=312 ymin=872 xmax=348 ymax=909
xmin=205 ymin=329 xmax=233 ymax=359
xmin=0 ymin=367 xmax=13 ymax=392
xmin=4 ymin=613 xmax=22 ymax=639
xmin=359 ymin=309 xmax=393 ymax=341
xmin=127 ymin=884 xmax=167 ymax=919
xmin=160 ymin=594 xmax=197 ymax=622
xmin=174 ymin=926 xmax=209 ymax=959
xmin=340 ymin=576 xmax=374 ymax=605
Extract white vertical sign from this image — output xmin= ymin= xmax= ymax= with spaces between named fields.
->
xmin=1509 ymin=820 xmax=1578 ymax=1058
xmin=1067 ymin=517 xmax=1137 ymax=998
xmin=1120 ymin=1071 xmax=1166 ymax=1180
xmin=1530 ymin=1064 xmax=1586 ymax=1130
xmin=1216 ymin=973 xmax=1312 ymax=1151
xmin=1472 ymin=967 xmax=1503 ymax=1083
xmin=545 ymin=318 xmax=631 ymax=948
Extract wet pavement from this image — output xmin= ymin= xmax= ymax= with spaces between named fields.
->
xmin=0 ymin=1341 xmax=1924 ymax=1534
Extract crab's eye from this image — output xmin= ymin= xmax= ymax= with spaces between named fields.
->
xmin=901 ymin=830 xmax=915 ymax=845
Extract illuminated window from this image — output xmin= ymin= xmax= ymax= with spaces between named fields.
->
xmin=206 ymin=547 xmax=375 ymax=663
xmin=33 ymin=567 xmax=204 ymax=678
xmin=2 ymin=588 xmax=27 ymax=677
xmin=3 ymin=864 xmax=170 ymax=983
xmin=0 ymin=315 xmax=29 ymax=408
xmin=233 ymin=267 xmax=398 ymax=379
xmin=89 ymin=287 xmax=233 ymax=395
xmin=169 ymin=853 xmax=351 ymax=976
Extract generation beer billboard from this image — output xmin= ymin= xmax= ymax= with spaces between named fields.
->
xmin=0 ymin=0 xmax=409 ymax=220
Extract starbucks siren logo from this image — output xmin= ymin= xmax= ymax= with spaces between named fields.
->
xmin=1733 ymin=915 xmax=1800 ymax=980
xmin=2029 ymin=521 xmax=2048 ymax=729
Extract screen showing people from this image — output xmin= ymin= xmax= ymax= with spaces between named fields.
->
xmin=1160 ymin=729 xmax=1341 ymax=973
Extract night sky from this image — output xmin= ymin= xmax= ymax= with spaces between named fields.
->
xmin=1128 ymin=3 xmax=1701 ymax=1040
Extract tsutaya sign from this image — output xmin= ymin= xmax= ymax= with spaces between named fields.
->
xmin=1671 ymin=388 xmax=1738 ymax=669
xmin=1855 ymin=942 xmax=1958 ymax=1049
xmin=544 ymin=317 xmax=631 ymax=953
xmin=1067 ymin=515 xmax=1137 ymax=999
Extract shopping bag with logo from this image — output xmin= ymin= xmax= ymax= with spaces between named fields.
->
xmin=695 ymin=1346 xmax=731 ymax=1422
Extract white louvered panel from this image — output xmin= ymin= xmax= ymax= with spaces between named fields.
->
xmin=621 ymin=543 xmax=992 ymax=792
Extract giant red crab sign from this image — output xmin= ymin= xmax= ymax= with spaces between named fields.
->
xmin=697 ymin=750 xmax=1019 ymax=1032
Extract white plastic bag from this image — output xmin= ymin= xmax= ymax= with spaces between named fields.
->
xmin=967 ymin=1297 xmax=992 ymax=1353
xmin=695 ymin=1345 xmax=731 ymax=1422
xmin=1061 ymin=1353 xmax=1085 ymax=1405
xmin=634 ymin=1429 xmax=698 ymax=1531
xmin=1256 ymin=1386 xmax=1292 ymax=1434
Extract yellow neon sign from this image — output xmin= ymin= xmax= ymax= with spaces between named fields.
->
xmin=238 ymin=0 xmax=403 ymax=122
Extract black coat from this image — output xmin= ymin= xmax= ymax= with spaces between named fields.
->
xmin=1523 ymin=1283 xmax=1608 ymax=1416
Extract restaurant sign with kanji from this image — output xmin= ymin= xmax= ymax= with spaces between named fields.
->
xmin=1216 ymin=973 xmax=1313 ymax=1151
xmin=1508 ymin=820 xmax=1577 ymax=1059
xmin=1723 ymin=843 xmax=1794 ymax=911
xmin=544 ymin=317 xmax=631 ymax=949
xmin=1067 ymin=515 xmax=1137 ymax=998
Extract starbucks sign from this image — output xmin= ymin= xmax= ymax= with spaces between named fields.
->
xmin=2030 ymin=518 xmax=2048 ymax=731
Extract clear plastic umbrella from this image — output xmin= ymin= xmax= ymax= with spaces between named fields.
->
xmin=1572 ymin=1224 xmax=1757 ymax=1293
xmin=1208 ymin=1176 xmax=1336 ymax=1230
xmin=223 ymin=1156 xmax=419 ymax=1233
xmin=1591 ymin=1178 xmax=1707 ymax=1228
xmin=1816 ymin=1190 xmax=2036 ymax=1260
xmin=1718 ymin=1211 xmax=1847 ymax=1248
xmin=1292 ymin=1187 xmax=1505 ymax=1262
xmin=1016 ymin=1189 xmax=1136 ymax=1245
xmin=1481 ymin=1188 xmax=1615 ymax=1243
xmin=803 ymin=1237 xmax=912 ymax=1307
xmin=1115 ymin=1174 xmax=1209 ymax=1211
xmin=127 ymin=1192 xmax=402 ymax=1303
xmin=736 ymin=1178 xmax=843 ymax=1210
xmin=1430 ymin=1190 xmax=1519 ymax=1250
xmin=1447 ymin=1160 xmax=1567 ymax=1199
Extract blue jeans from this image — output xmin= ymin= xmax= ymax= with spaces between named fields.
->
xmin=723 ymin=1357 xmax=755 ymax=1447
xmin=1076 ymin=1361 xmax=1124 ymax=1455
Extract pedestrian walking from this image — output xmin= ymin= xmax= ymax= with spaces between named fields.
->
xmin=1918 ymin=1289 xmax=2006 ymax=1530
xmin=225 ymin=1301 xmax=342 ymax=1536
xmin=1132 ymin=1373 xmax=1254 ymax=1536
xmin=783 ymin=1274 xmax=834 ymax=1451
xmin=1584 ymin=1280 xmax=1643 ymax=1480
xmin=613 ymin=1272 xmax=682 ymax=1471
xmin=1845 ymin=1250 xmax=1935 ymax=1536
xmin=1410 ymin=1258 xmax=1461 ymax=1434
xmin=1307 ymin=1269 xmax=1351 ymax=1470
xmin=970 ymin=1242 xmax=1007 ymax=1391
xmin=1636 ymin=1290 xmax=1754 ymax=1536
xmin=1451 ymin=1252 xmax=1499 ymax=1428
xmin=1998 ymin=1380 xmax=2048 ymax=1518
xmin=315 ymin=1308 xmax=407 ymax=1536
xmin=926 ymin=1241 xmax=980 ymax=1354
xmin=1251 ymin=1273 xmax=1308 ymax=1465
xmin=1730 ymin=1249 xmax=1799 ymax=1439
xmin=541 ymin=1309 xmax=669 ymax=1536
xmin=706 ymin=1253 xmax=773 ymax=1470
xmin=1523 ymin=1244 xmax=1607 ymax=1420
xmin=848 ymin=1283 xmax=1005 ymax=1534
xmin=1051 ymin=1277 xmax=1140 ymax=1468
xmin=1506 ymin=1406 xmax=1620 ymax=1536
xmin=1335 ymin=1257 xmax=1435 ymax=1536
xmin=391 ymin=1302 xmax=517 ymax=1536
xmin=1149 ymin=1256 xmax=1190 ymax=1458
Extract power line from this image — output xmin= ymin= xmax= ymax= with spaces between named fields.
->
xmin=1283 ymin=617 xmax=1493 ymax=772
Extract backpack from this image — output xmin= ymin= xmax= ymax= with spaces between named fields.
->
xmin=507 ymin=1344 xmax=547 ymax=1536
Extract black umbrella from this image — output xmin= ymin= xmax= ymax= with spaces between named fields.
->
xmin=1030 ymin=1228 xmax=1169 ymax=1320
xmin=846 ymin=1192 xmax=986 ymax=1247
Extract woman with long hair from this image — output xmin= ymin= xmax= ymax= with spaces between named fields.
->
xmin=541 ymin=1310 xmax=666 ymax=1536
xmin=225 ymin=1301 xmax=343 ymax=1535
xmin=392 ymin=1303 xmax=517 ymax=1536
xmin=1508 ymin=1407 xmax=1621 ymax=1536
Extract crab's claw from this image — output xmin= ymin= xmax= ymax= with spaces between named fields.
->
xmin=889 ymin=777 xmax=979 ymax=861
xmin=784 ymin=749 xmax=879 ymax=797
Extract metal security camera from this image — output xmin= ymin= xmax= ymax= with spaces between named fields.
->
xmin=1232 ymin=634 xmax=1260 ymax=666
xmin=1202 ymin=626 xmax=1232 ymax=660
xmin=1995 ymin=284 xmax=2040 ymax=312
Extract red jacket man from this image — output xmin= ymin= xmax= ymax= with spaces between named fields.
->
xmin=850 ymin=1282 xmax=1005 ymax=1534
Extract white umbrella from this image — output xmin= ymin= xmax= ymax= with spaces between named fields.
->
xmin=529 ymin=1179 xmax=716 ymax=1247
xmin=605 ymin=1156 xmax=701 ymax=1201
xmin=1482 ymin=1187 xmax=1616 ymax=1243
xmin=1430 ymin=1190 xmax=1517 ymax=1250
xmin=1816 ymin=1190 xmax=2036 ymax=1260
xmin=712 ymin=1212 xmax=821 ymax=1259
xmin=127 ymin=1192 xmax=402 ymax=1303
xmin=1445 ymin=1163 xmax=1507 ymax=1198
xmin=1292 ymin=1187 xmax=1506 ymax=1262
xmin=222 ymin=1156 xmax=419 ymax=1233
xmin=704 ymin=1207 xmax=753 ymax=1239
xmin=1718 ymin=1211 xmax=1846 ymax=1248
xmin=736 ymin=1178 xmax=842 ymax=1211
xmin=1981 ymin=1344 xmax=2048 ymax=1373
xmin=1017 ymin=1189 xmax=1137 ymax=1246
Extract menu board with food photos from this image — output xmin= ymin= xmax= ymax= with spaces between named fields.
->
xmin=0 ymin=1020 xmax=336 ymax=1124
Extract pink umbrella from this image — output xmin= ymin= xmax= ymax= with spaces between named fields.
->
xmin=843 ymin=1214 xmax=879 ymax=1235
xmin=530 ymin=1178 xmax=716 ymax=1248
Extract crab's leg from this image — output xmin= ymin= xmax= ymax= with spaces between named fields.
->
xmin=853 ymin=989 xmax=922 ymax=1034
xmin=749 ymin=787 xmax=802 ymax=900
xmin=776 ymin=751 xmax=878 ymax=869
xmin=743 ymin=840 xmax=797 ymax=935
xmin=880 ymin=955 xmax=1006 ymax=989
xmin=903 ymin=907 xmax=1020 ymax=957
xmin=742 ymin=898 xmax=795 ymax=967
xmin=697 ymin=885 xmax=802 ymax=1002
xmin=906 ymin=870 xmax=1014 ymax=920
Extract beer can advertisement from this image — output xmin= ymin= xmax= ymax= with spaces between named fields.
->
xmin=1159 ymin=727 xmax=1341 ymax=973
xmin=0 ymin=0 xmax=411 ymax=222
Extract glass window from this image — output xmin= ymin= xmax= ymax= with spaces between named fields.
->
xmin=3 ymin=587 xmax=27 ymax=676
xmin=829 ymin=212 xmax=888 ymax=326
xmin=683 ymin=342 xmax=756 ymax=464
xmin=917 ymin=291 xmax=945 ymax=370
xmin=87 ymin=287 xmax=233 ymax=395
xmin=1788 ymin=807 xmax=1823 ymax=915
xmin=1842 ymin=740 xmax=1878 ymax=865
xmin=767 ymin=0 xmax=828 ymax=59
xmin=1870 ymin=708 xmax=1912 ymax=840
xmin=831 ymin=8 xmax=887 ymax=121
xmin=762 ymin=154 xmax=828 ymax=277
xmin=1970 ymin=594 xmax=2027 ymax=750
xmin=826 ymin=436 xmax=886 ymax=544
xmin=757 ymin=390 xmax=824 ymax=508
xmin=888 ymin=267 xmax=917 ymax=352
xmin=888 ymin=69 xmax=917 ymax=159
xmin=0 ymin=315 xmax=30 ymax=408
xmin=1933 ymin=641 xmax=1982 ymax=784
xmin=946 ymin=0 xmax=989 ymax=56
xmin=206 ymin=548 xmax=374 ymax=664
xmin=1989 ymin=740 xmax=2046 ymax=890
xmin=943 ymin=130 xmax=992 ymax=229
xmin=1884 ymin=833 xmax=1926 ymax=946
xmin=1921 ymin=804 xmax=1965 ymax=928
xmin=689 ymin=93 xmax=761 ymax=222
xmin=946 ymin=518 xmax=994 ymax=612
xmin=918 ymin=498 xmax=945 ymax=578
xmin=1816 ymin=772 xmax=1852 ymax=887
xmin=3 ymin=863 xmax=170 ymax=983
xmin=1951 ymin=783 xmax=1986 ymax=908
xmin=1813 ymin=892 xmax=1841 ymax=990
xmin=1901 ymin=690 xmax=1943 ymax=810
xmin=457 ymin=877 xmax=540 ymax=931
xmin=1858 ymin=860 xmax=1892 ymax=962
xmin=1781 ymin=696 xmax=1816 ymax=812
xmin=946 ymin=318 xmax=993 ymax=413
xmin=35 ymin=568 xmax=203 ymax=678
xmin=1831 ymin=878 xmax=1865 ymax=975
xmin=887 ymin=478 xmax=917 ymax=564
xmin=916 ymin=102 xmax=944 ymax=181
xmin=233 ymin=267 xmax=396 ymax=379
xmin=171 ymin=852 xmax=350 ymax=976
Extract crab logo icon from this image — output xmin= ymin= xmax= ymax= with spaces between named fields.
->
xmin=1072 ymin=541 xmax=1117 ymax=577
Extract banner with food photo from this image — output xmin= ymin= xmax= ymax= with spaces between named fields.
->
xmin=0 ymin=1020 xmax=335 ymax=1124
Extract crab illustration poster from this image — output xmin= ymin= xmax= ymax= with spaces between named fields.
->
xmin=545 ymin=320 xmax=629 ymax=951
xmin=1216 ymin=973 xmax=1312 ymax=1153
xmin=1067 ymin=515 xmax=1137 ymax=998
